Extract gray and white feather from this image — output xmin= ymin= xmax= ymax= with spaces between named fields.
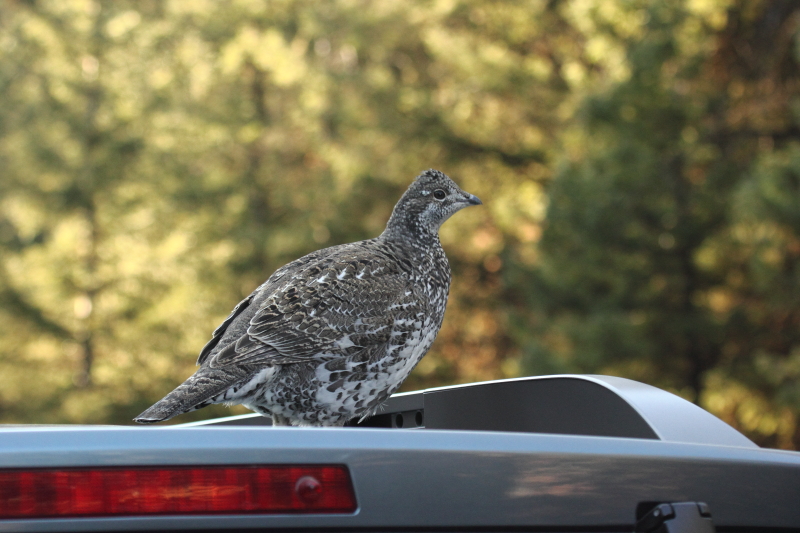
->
xmin=134 ymin=169 xmax=481 ymax=426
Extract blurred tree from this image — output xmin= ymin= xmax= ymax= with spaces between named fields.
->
xmin=520 ymin=0 xmax=800 ymax=448
xmin=0 ymin=0 xmax=155 ymax=421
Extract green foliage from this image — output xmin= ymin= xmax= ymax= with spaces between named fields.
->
xmin=521 ymin=0 xmax=800 ymax=448
xmin=0 ymin=0 xmax=798 ymax=448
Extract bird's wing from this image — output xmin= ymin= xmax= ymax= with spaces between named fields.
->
xmin=207 ymin=250 xmax=419 ymax=369
xmin=195 ymin=245 xmax=338 ymax=366
xmin=196 ymin=292 xmax=256 ymax=365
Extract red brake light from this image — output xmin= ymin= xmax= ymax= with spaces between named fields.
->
xmin=0 ymin=465 xmax=357 ymax=518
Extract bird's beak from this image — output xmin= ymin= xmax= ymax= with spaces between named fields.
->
xmin=465 ymin=193 xmax=482 ymax=206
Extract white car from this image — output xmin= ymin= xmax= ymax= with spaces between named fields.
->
xmin=1 ymin=375 xmax=798 ymax=532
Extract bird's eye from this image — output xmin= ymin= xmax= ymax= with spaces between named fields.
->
xmin=433 ymin=189 xmax=446 ymax=200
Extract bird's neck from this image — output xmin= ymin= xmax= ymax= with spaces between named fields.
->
xmin=381 ymin=214 xmax=440 ymax=251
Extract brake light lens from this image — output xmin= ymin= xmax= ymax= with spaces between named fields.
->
xmin=0 ymin=465 xmax=356 ymax=518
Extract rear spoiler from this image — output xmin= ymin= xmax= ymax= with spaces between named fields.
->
xmin=180 ymin=374 xmax=756 ymax=448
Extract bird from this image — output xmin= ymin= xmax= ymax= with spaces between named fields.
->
xmin=134 ymin=169 xmax=481 ymax=426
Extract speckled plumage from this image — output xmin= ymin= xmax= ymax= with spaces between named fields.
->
xmin=134 ymin=169 xmax=481 ymax=426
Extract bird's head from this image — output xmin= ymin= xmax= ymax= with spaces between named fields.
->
xmin=384 ymin=169 xmax=482 ymax=241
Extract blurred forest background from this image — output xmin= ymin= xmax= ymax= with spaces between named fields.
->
xmin=1 ymin=0 xmax=799 ymax=448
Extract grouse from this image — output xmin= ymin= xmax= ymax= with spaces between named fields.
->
xmin=134 ymin=169 xmax=481 ymax=426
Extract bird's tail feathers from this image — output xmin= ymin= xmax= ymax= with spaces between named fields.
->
xmin=133 ymin=369 xmax=244 ymax=424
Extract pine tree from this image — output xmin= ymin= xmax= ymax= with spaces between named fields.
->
xmin=521 ymin=0 xmax=800 ymax=448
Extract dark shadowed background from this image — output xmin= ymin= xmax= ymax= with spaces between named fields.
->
xmin=1 ymin=0 xmax=798 ymax=449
